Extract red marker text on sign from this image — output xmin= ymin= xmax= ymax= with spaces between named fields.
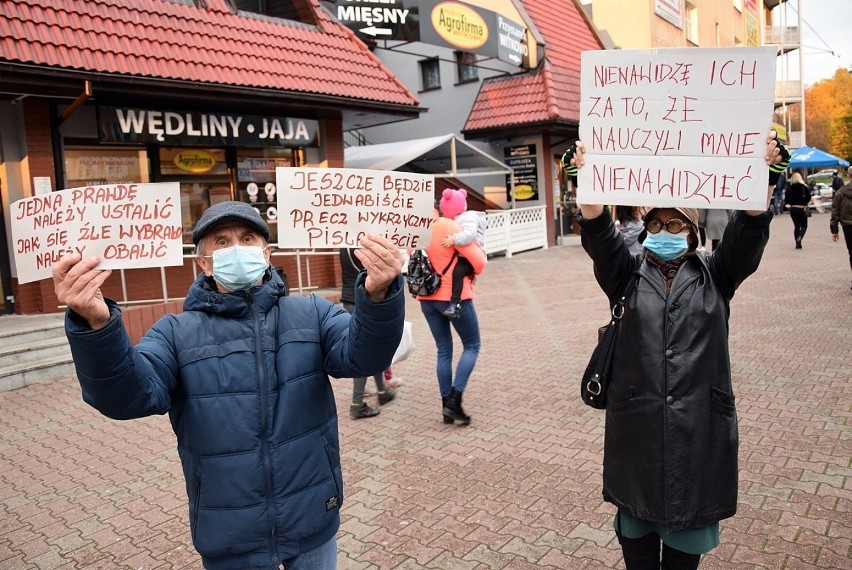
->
xmin=709 ymin=59 xmax=757 ymax=88
xmin=591 ymin=163 xmax=754 ymax=204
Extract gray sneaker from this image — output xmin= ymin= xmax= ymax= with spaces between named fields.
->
xmin=378 ymin=389 xmax=396 ymax=405
xmin=350 ymin=402 xmax=380 ymax=419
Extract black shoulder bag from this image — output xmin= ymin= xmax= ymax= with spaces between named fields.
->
xmin=580 ymin=276 xmax=636 ymax=409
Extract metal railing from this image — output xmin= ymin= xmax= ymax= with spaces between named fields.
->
xmin=764 ymin=26 xmax=800 ymax=46
xmin=111 ymin=206 xmax=550 ymax=305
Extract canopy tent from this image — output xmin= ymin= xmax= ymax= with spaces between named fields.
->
xmin=788 ymin=146 xmax=850 ymax=169
xmin=345 ymin=133 xmax=511 ymax=177
xmin=344 ymin=133 xmax=516 ymax=204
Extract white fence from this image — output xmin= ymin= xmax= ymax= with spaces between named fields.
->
xmin=484 ymin=205 xmax=548 ymax=257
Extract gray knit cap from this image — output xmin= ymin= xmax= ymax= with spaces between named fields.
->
xmin=192 ymin=201 xmax=270 ymax=245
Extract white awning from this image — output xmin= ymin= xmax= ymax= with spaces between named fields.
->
xmin=344 ymin=134 xmax=513 ymax=180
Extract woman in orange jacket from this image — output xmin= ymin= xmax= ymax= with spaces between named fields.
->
xmin=417 ymin=199 xmax=487 ymax=425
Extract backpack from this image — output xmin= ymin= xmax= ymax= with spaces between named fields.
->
xmin=405 ymin=250 xmax=457 ymax=297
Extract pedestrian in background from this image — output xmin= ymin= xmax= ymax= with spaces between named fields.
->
xmin=53 ymin=201 xmax=405 ymax=570
xmin=786 ymin=172 xmax=812 ymax=249
xmin=830 ymin=165 xmax=852 ymax=290
xmin=418 ymin=200 xmax=487 ymax=425
xmin=615 ymin=205 xmax=645 ymax=256
xmin=773 ymin=171 xmax=787 ymax=214
xmin=567 ymin=134 xmax=787 ymax=570
xmin=340 ymin=248 xmax=397 ymax=419
xmin=831 ymin=170 xmax=844 ymax=194
xmin=703 ymin=209 xmax=731 ymax=251
xmin=438 ymin=188 xmax=486 ymax=319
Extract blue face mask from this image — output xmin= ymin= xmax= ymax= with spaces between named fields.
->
xmin=643 ymin=231 xmax=689 ymax=260
xmin=210 ymin=245 xmax=268 ymax=291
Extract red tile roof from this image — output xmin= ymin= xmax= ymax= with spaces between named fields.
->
xmin=0 ymin=0 xmax=418 ymax=107
xmin=463 ymin=0 xmax=603 ymax=133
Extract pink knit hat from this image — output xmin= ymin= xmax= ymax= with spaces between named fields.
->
xmin=440 ymin=188 xmax=468 ymax=219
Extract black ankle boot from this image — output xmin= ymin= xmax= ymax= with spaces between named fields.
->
xmin=442 ymin=303 xmax=461 ymax=319
xmin=441 ymin=397 xmax=454 ymax=424
xmin=443 ymin=389 xmax=471 ymax=425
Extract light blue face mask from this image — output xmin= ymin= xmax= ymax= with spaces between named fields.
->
xmin=210 ymin=245 xmax=268 ymax=291
xmin=643 ymin=231 xmax=689 ymax=260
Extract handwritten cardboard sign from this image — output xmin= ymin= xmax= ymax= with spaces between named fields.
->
xmin=578 ymin=46 xmax=777 ymax=210
xmin=276 ymin=168 xmax=436 ymax=249
xmin=11 ymin=182 xmax=183 ymax=284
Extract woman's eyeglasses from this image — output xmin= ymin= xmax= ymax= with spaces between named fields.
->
xmin=645 ymin=218 xmax=691 ymax=234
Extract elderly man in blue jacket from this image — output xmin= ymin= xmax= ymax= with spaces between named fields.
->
xmin=52 ymin=201 xmax=405 ymax=570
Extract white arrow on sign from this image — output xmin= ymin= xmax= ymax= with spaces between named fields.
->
xmin=509 ymin=54 xmax=521 ymax=64
xmin=360 ymin=26 xmax=392 ymax=36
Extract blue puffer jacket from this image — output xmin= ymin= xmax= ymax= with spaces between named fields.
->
xmin=65 ymin=269 xmax=404 ymax=569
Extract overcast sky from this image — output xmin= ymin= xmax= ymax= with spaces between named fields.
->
xmin=776 ymin=0 xmax=851 ymax=86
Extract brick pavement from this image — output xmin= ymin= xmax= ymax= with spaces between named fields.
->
xmin=0 ymin=210 xmax=849 ymax=569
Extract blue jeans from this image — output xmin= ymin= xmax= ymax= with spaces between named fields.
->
xmin=282 ymin=535 xmax=337 ymax=570
xmin=772 ymin=190 xmax=784 ymax=214
xmin=420 ymin=299 xmax=481 ymax=397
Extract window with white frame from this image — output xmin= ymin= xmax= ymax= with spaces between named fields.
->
xmin=686 ymin=3 xmax=699 ymax=44
xmin=419 ymin=58 xmax=441 ymax=91
xmin=455 ymin=51 xmax=478 ymax=84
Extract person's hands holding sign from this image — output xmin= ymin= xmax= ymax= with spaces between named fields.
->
xmin=52 ymin=254 xmax=112 ymax=330
xmin=354 ymin=234 xmax=405 ymax=302
xmin=573 ymin=132 xmax=790 ymax=220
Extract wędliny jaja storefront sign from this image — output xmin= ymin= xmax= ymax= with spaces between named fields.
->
xmin=98 ymin=107 xmax=319 ymax=147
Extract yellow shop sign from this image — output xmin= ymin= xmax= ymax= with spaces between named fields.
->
xmin=174 ymin=150 xmax=216 ymax=174
xmin=431 ymin=1 xmax=488 ymax=51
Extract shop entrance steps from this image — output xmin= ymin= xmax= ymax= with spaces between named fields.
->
xmin=0 ymin=314 xmax=73 ymax=392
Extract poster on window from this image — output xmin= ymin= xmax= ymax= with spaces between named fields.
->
xmin=504 ymin=144 xmax=539 ymax=201
xmin=237 ymin=158 xmax=292 ymax=232
xmin=11 ymin=182 xmax=183 ymax=284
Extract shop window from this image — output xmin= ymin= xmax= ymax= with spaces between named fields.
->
xmin=455 ymin=51 xmax=479 ymax=84
xmin=419 ymin=58 xmax=441 ymax=91
xmin=64 ymin=148 xmax=149 ymax=188
xmin=159 ymin=148 xmax=230 ymax=244
xmin=237 ymin=148 xmax=296 ymax=244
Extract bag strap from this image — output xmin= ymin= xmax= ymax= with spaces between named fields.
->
xmin=438 ymin=251 xmax=458 ymax=276
xmin=597 ymin=273 xmax=637 ymax=363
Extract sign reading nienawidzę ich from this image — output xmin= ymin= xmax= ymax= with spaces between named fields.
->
xmin=578 ymin=46 xmax=777 ymax=210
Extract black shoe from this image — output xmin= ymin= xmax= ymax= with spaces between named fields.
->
xmin=378 ymin=389 xmax=396 ymax=405
xmin=442 ymin=389 xmax=471 ymax=425
xmin=795 ymin=241 xmax=802 ymax=249
xmin=350 ymin=402 xmax=380 ymax=419
xmin=442 ymin=303 xmax=462 ymax=319
xmin=442 ymin=397 xmax=454 ymax=424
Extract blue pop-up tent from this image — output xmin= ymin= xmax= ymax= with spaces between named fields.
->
xmin=789 ymin=146 xmax=850 ymax=169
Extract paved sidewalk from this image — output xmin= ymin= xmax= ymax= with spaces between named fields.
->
xmin=1 ymin=211 xmax=849 ymax=569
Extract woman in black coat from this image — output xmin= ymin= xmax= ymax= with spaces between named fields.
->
xmin=785 ymin=172 xmax=812 ymax=249
xmin=566 ymin=135 xmax=787 ymax=569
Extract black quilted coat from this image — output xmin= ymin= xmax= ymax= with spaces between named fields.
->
xmin=579 ymin=209 xmax=771 ymax=532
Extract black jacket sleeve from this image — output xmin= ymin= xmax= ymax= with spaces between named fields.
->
xmin=578 ymin=208 xmax=640 ymax=303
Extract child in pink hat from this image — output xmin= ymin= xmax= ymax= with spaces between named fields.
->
xmin=439 ymin=188 xmax=486 ymax=319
